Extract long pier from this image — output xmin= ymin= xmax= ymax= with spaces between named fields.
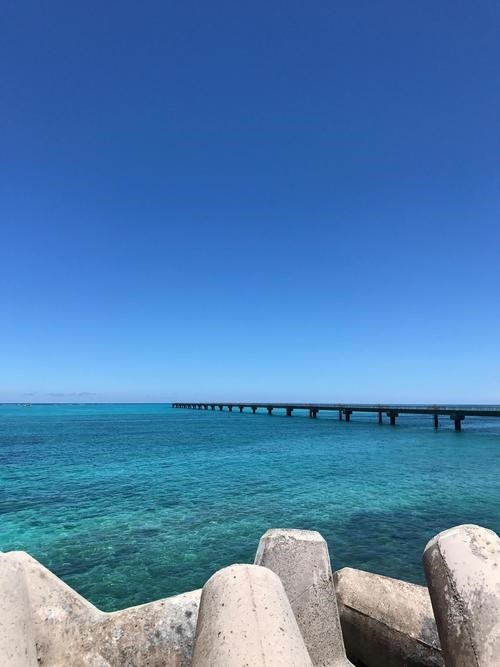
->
xmin=171 ymin=403 xmax=500 ymax=431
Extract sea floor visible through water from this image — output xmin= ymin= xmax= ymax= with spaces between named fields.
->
xmin=1 ymin=403 xmax=499 ymax=611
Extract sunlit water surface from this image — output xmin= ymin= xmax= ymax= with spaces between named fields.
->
xmin=1 ymin=403 xmax=499 ymax=611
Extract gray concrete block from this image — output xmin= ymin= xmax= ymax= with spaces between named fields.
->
xmin=99 ymin=589 xmax=201 ymax=667
xmin=335 ymin=567 xmax=443 ymax=667
xmin=192 ymin=563 xmax=313 ymax=666
xmin=0 ymin=553 xmax=37 ymax=666
xmin=423 ymin=524 xmax=500 ymax=667
xmin=255 ymin=528 xmax=350 ymax=666
xmin=7 ymin=551 xmax=100 ymax=665
xmin=3 ymin=551 xmax=201 ymax=666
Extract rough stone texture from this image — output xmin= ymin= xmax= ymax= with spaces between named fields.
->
xmin=192 ymin=563 xmax=313 ymax=666
xmin=334 ymin=567 xmax=443 ymax=667
xmin=423 ymin=524 xmax=500 ymax=667
xmin=0 ymin=554 xmax=37 ymax=666
xmin=1 ymin=551 xmax=201 ymax=666
xmin=98 ymin=591 xmax=200 ymax=667
xmin=255 ymin=528 xmax=351 ymax=666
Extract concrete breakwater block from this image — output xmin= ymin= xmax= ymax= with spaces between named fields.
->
xmin=3 ymin=523 xmax=500 ymax=667
xmin=1 ymin=551 xmax=201 ymax=666
xmin=192 ymin=563 xmax=313 ymax=666
xmin=97 ymin=588 xmax=201 ymax=666
xmin=423 ymin=524 xmax=500 ymax=667
xmin=0 ymin=554 xmax=37 ymax=667
xmin=334 ymin=567 xmax=443 ymax=667
xmin=255 ymin=528 xmax=351 ymax=666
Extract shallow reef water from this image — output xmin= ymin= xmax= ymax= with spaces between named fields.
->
xmin=1 ymin=403 xmax=499 ymax=611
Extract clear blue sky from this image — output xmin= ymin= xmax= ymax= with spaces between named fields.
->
xmin=1 ymin=1 xmax=499 ymax=403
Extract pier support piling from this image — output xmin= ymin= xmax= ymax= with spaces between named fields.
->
xmin=378 ymin=411 xmax=382 ymax=424
xmin=434 ymin=414 xmax=439 ymax=429
xmin=339 ymin=410 xmax=343 ymax=420
xmin=239 ymin=406 xmax=244 ymax=413
xmin=344 ymin=410 xmax=352 ymax=422
xmin=451 ymin=414 xmax=464 ymax=431
xmin=286 ymin=407 xmax=293 ymax=417
xmin=267 ymin=407 xmax=273 ymax=416
xmin=211 ymin=405 xmax=215 ymax=410
xmin=218 ymin=405 xmax=223 ymax=411
xmin=251 ymin=406 xmax=257 ymax=414
xmin=309 ymin=408 xmax=318 ymax=419
xmin=387 ymin=412 xmax=398 ymax=426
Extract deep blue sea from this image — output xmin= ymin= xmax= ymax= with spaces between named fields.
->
xmin=1 ymin=403 xmax=499 ymax=611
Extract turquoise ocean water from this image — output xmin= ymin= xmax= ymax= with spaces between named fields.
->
xmin=1 ymin=403 xmax=499 ymax=611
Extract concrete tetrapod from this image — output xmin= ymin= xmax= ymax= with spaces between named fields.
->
xmin=191 ymin=564 xmax=313 ymax=667
xmin=0 ymin=554 xmax=37 ymax=667
xmin=423 ymin=524 xmax=500 ymax=667
xmin=1 ymin=551 xmax=201 ymax=666
xmin=254 ymin=529 xmax=351 ymax=666
xmin=334 ymin=567 xmax=443 ymax=667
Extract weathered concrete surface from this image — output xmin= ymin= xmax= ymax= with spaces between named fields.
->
xmin=192 ymin=564 xmax=313 ymax=666
xmin=2 ymin=551 xmax=201 ymax=666
xmin=7 ymin=551 xmax=102 ymax=666
xmin=255 ymin=528 xmax=351 ymax=666
xmin=0 ymin=554 xmax=37 ymax=667
xmin=99 ymin=590 xmax=200 ymax=667
xmin=335 ymin=567 xmax=443 ymax=667
xmin=4 ymin=523 xmax=499 ymax=667
xmin=423 ymin=524 xmax=500 ymax=667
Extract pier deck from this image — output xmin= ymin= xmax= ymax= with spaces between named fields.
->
xmin=172 ymin=403 xmax=500 ymax=431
